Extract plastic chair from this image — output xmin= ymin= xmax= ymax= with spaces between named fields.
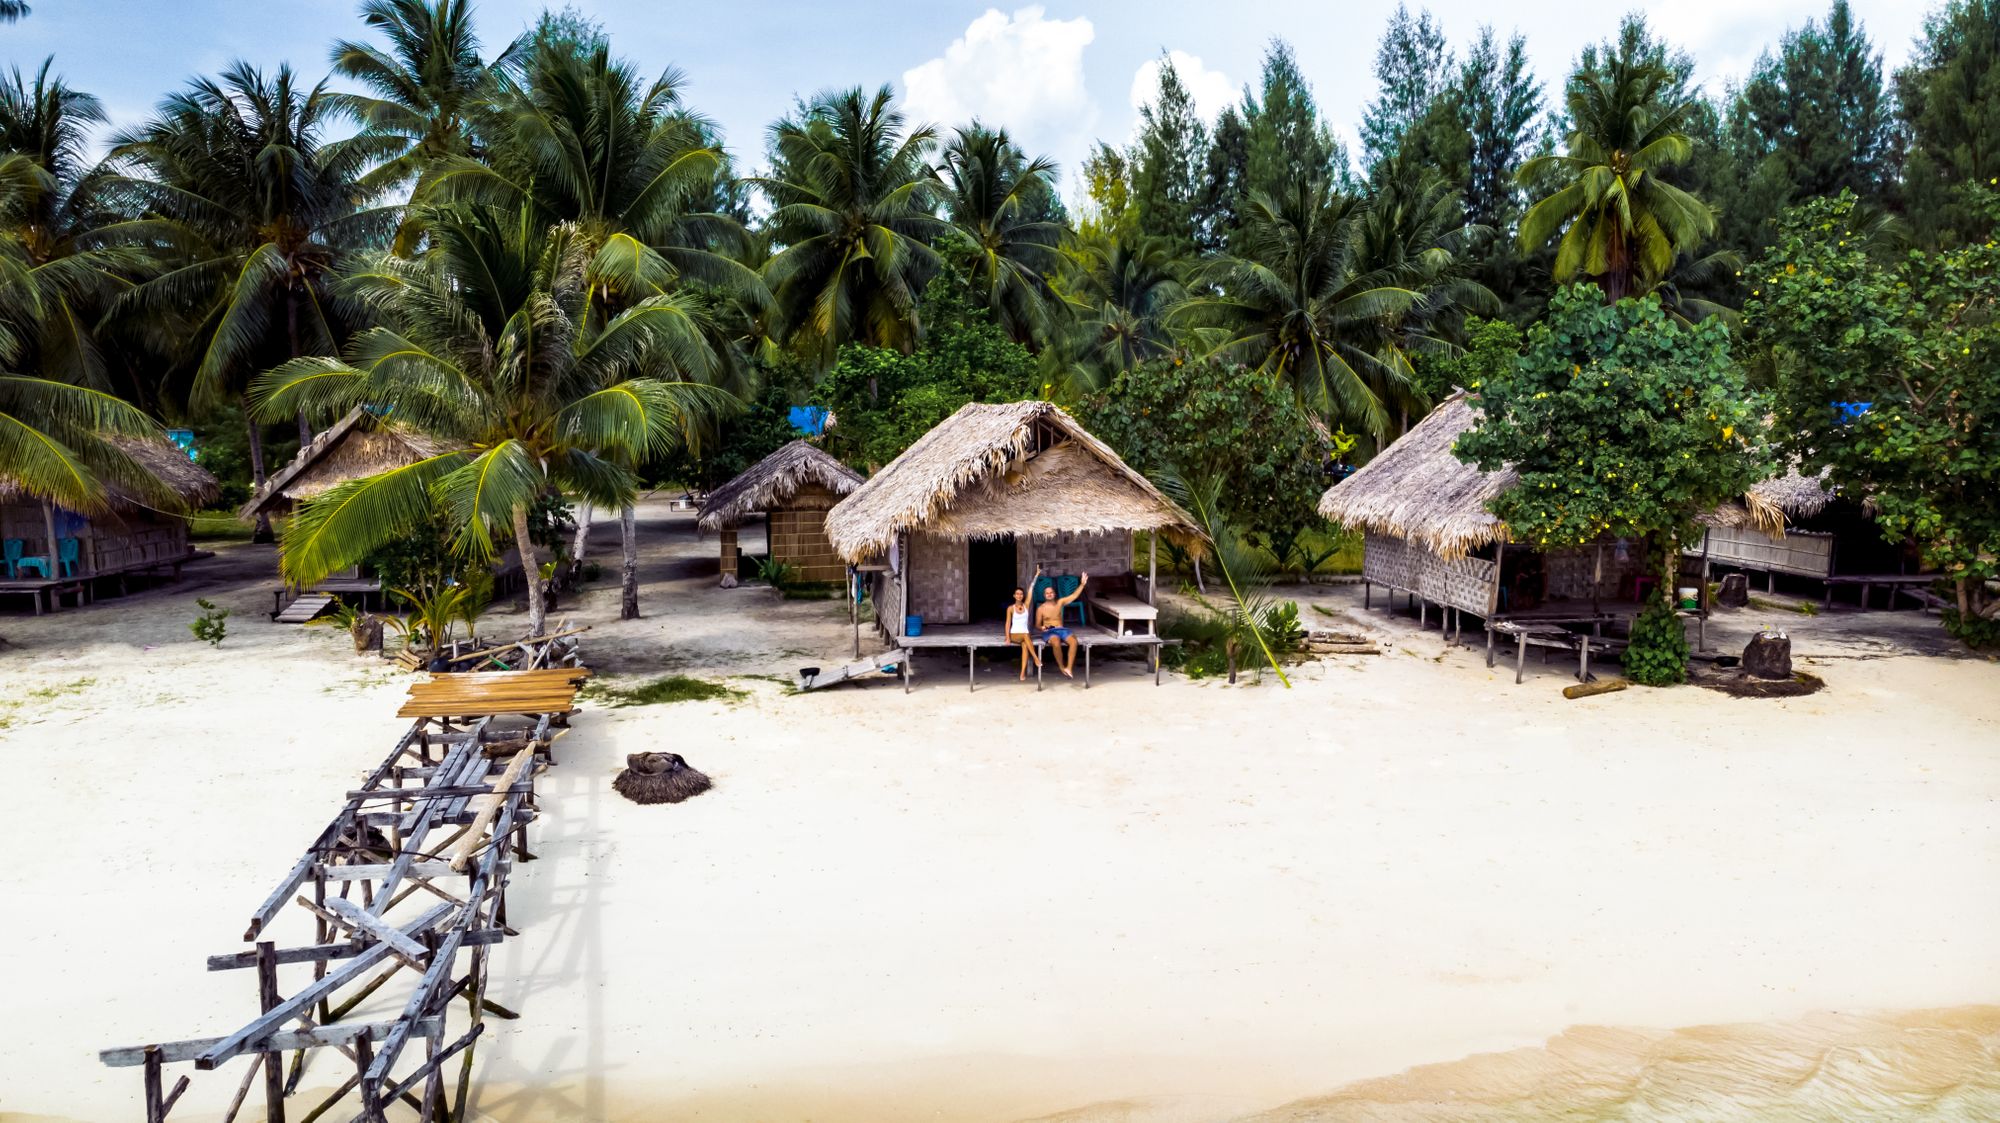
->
xmin=5 ymin=538 xmax=49 ymax=578
xmin=57 ymin=537 xmax=79 ymax=578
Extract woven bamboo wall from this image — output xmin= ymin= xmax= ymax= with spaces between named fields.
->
xmin=768 ymin=485 xmax=847 ymax=583
xmin=0 ymin=505 xmax=189 ymax=575
xmin=908 ymin=531 xmax=969 ymax=624
xmin=1699 ymin=526 xmax=1835 ymax=578
xmin=1364 ymin=532 xmax=1496 ymax=615
xmin=1016 ymin=530 xmax=1133 ymax=588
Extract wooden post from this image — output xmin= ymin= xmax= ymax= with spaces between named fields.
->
xmin=255 ymin=942 xmax=287 ymax=1123
xmin=144 ymin=1047 xmax=164 ymax=1123
xmin=1146 ymin=533 xmax=1157 ymax=606
xmin=850 ymin=566 xmax=860 ymax=658
xmin=895 ymin=532 xmax=907 ymax=639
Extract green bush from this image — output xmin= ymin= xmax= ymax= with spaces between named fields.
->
xmin=1942 ymin=607 xmax=2000 ymax=650
xmin=190 ymin=598 xmax=231 ymax=647
xmin=1622 ymin=595 xmax=1689 ymax=686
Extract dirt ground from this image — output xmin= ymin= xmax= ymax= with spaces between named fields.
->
xmin=2 ymin=497 xmax=1997 ymax=1122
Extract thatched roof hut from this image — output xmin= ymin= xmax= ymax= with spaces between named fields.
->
xmin=827 ymin=401 xmax=1199 ymax=637
xmin=1319 ymin=392 xmax=1785 ymax=561
xmin=240 ymin=406 xmax=460 ymax=520
xmin=825 ymin=400 xmax=1198 ymax=563
xmin=697 ymin=440 xmax=864 ymax=532
xmin=698 ymin=440 xmax=865 ymax=586
xmin=0 ymin=433 xmax=219 ymax=590
xmin=0 ymin=433 xmax=219 ymax=512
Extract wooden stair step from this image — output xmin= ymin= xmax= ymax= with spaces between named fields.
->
xmin=276 ymin=593 xmax=336 ymax=624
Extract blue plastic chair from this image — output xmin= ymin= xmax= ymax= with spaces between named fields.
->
xmin=57 ymin=537 xmax=80 ymax=577
xmin=5 ymin=538 xmax=50 ymax=578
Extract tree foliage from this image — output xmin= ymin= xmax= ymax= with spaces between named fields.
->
xmin=1456 ymin=286 xmax=1769 ymax=682
xmin=1747 ymin=190 xmax=2000 ymax=641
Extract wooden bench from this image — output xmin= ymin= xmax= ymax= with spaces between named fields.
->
xmin=1486 ymin=621 xmax=1609 ymax=684
xmin=1821 ymin=573 xmax=1937 ymax=611
xmin=1087 ymin=592 xmax=1159 ymax=636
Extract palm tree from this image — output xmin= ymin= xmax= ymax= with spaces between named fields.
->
xmin=427 ymin=43 xmax=757 ymax=616
xmin=754 ymin=86 xmax=948 ymax=363
xmin=328 ymin=0 xmax=495 ymax=196
xmin=1516 ymin=52 xmax=1714 ymax=302
xmin=1173 ymin=176 xmax=1489 ymax=437
xmin=1054 ymin=231 xmax=1186 ymax=390
xmin=250 ymin=204 xmax=732 ymax=637
xmin=935 ymin=124 xmax=1064 ymax=346
xmin=0 ymin=3 xmax=28 ymax=23
xmin=111 ymin=63 xmax=398 ymax=540
xmin=0 ymin=60 xmax=148 ymax=395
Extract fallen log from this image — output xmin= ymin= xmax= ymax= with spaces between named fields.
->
xmin=1563 ymin=678 xmax=1629 ymax=699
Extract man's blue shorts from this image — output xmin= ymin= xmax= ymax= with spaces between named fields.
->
xmin=1041 ymin=626 xmax=1073 ymax=641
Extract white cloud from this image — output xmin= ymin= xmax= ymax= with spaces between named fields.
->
xmin=1128 ymin=49 xmax=1234 ymax=127
xmin=902 ymin=7 xmax=1098 ymax=165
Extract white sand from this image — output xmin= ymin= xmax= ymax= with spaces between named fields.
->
xmin=3 ymin=500 xmax=1997 ymax=1122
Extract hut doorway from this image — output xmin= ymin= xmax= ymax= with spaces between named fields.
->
xmin=966 ymin=535 xmax=1019 ymax=623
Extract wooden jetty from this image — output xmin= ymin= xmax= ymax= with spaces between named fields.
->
xmin=100 ymin=633 xmax=588 ymax=1123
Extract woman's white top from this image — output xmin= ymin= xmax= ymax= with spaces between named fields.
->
xmin=1009 ymin=606 xmax=1030 ymax=633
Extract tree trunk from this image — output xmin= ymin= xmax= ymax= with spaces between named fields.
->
xmin=569 ymin=503 xmax=594 ymax=572
xmin=288 ymin=291 xmax=312 ymax=447
xmin=243 ymin=394 xmax=274 ymax=544
xmin=1192 ymin=555 xmax=1207 ymax=595
xmin=41 ymin=501 xmax=59 ymax=576
xmin=512 ymin=503 xmax=546 ymax=638
xmin=619 ymin=503 xmax=640 ymax=619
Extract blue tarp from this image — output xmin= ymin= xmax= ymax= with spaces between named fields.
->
xmin=788 ymin=406 xmax=829 ymax=436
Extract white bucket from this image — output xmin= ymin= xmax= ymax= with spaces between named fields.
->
xmin=1676 ymin=586 xmax=1699 ymax=609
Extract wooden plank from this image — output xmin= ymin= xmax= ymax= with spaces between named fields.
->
xmin=450 ymin=748 xmax=536 ymax=873
xmin=192 ymin=904 xmax=453 ymax=1070
xmin=207 ymin=929 xmax=506 ymax=971
xmin=316 ymin=860 xmax=460 ymax=882
xmin=325 ymin=898 xmax=428 ymax=959
xmin=102 ymin=1019 xmax=442 ymax=1068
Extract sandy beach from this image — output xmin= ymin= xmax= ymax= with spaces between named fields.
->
xmin=3 ymin=498 xmax=1997 ymax=1122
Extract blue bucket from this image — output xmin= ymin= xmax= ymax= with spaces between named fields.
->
xmin=905 ymin=614 xmax=924 ymax=637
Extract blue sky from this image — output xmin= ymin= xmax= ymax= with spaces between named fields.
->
xmin=7 ymin=1 xmax=1929 ymax=193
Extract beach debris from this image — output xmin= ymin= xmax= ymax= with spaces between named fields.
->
xmin=1305 ymin=629 xmax=1380 ymax=655
xmin=1563 ymin=678 xmax=1630 ymax=699
xmin=613 ymin=752 xmax=712 ymax=805
xmin=1744 ymin=630 xmax=1793 ymax=679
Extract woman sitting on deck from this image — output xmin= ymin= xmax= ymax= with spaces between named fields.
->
xmin=1004 ymin=585 xmax=1039 ymax=680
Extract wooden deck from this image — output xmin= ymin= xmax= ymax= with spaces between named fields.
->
xmin=895 ymin=623 xmax=1171 ymax=691
xmin=0 ymin=549 xmax=209 ymax=614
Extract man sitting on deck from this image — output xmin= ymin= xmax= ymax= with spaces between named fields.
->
xmin=1033 ymin=565 xmax=1089 ymax=678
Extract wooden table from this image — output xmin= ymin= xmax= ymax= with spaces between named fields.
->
xmin=1487 ymin=621 xmax=1602 ymax=684
xmin=1088 ymin=593 xmax=1159 ymax=636
xmin=1821 ymin=573 xmax=1936 ymax=610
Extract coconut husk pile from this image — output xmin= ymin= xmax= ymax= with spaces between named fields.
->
xmin=613 ymin=752 xmax=712 ymax=805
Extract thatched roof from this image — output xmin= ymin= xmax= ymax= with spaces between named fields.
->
xmin=1319 ymin=393 xmax=1791 ymax=559
xmin=0 ymin=432 xmax=218 ymax=511
xmin=241 ymin=406 xmax=460 ymax=519
xmin=1746 ymin=466 xmax=1837 ymax=523
xmin=823 ymin=400 xmax=1201 ymax=562
xmin=697 ymin=439 xmax=864 ymax=531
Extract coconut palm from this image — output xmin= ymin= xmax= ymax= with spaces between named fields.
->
xmin=1173 ymin=176 xmax=1486 ymax=437
xmin=0 ymin=60 xmax=150 ymax=395
xmin=426 ymin=43 xmax=758 ymax=616
xmin=1054 ymin=231 xmax=1186 ymax=389
xmin=111 ymin=63 xmax=399 ymax=539
xmin=1516 ymin=51 xmax=1715 ymax=301
xmin=250 ymin=204 xmax=733 ymax=636
xmin=935 ymin=124 xmax=1064 ymax=346
xmin=754 ymin=86 xmax=948 ymax=363
xmin=0 ymin=3 xmax=27 ymax=23
xmin=328 ymin=0 xmax=496 ymax=196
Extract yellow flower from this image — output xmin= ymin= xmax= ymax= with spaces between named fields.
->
xmin=1722 ymin=425 xmax=1734 ymax=439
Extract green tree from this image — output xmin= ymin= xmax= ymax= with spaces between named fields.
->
xmin=815 ymin=282 xmax=1039 ymax=469
xmin=328 ymin=0 xmax=495 ymax=196
xmin=1456 ymin=286 xmax=1769 ymax=684
xmin=1518 ymin=38 xmax=1714 ymax=301
xmin=1076 ymin=141 xmax=1132 ymax=240
xmin=1896 ymin=0 xmax=2000 ymax=246
xmin=1199 ymin=39 xmax=1351 ymax=251
xmin=1127 ymin=55 xmax=1208 ymax=254
xmin=1174 ymin=174 xmax=1492 ymax=437
xmin=1083 ymin=356 xmax=1325 ymax=560
xmin=250 ymin=204 xmax=732 ymax=636
xmin=935 ymin=124 xmax=1064 ymax=347
xmin=1359 ymin=4 xmax=1453 ymax=172
xmin=1747 ymin=191 xmax=2000 ymax=643
xmin=112 ymin=63 xmax=397 ymax=540
xmin=755 ymin=86 xmax=946 ymax=363
xmin=1458 ymin=27 xmax=1543 ymax=232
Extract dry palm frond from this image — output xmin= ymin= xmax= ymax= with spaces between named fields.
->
xmin=612 ymin=752 xmax=712 ymax=805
